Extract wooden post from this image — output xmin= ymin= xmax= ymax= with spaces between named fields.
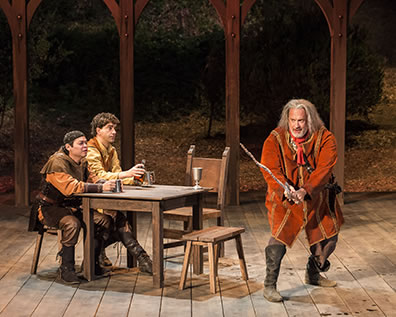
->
xmin=13 ymin=1 xmax=29 ymax=206
xmin=224 ymin=0 xmax=241 ymax=205
xmin=315 ymin=0 xmax=363 ymax=204
xmin=329 ymin=2 xmax=348 ymax=203
xmin=1 ymin=0 xmax=43 ymax=206
xmin=209 ymin=0 xmax=255 ymax=206
xmin=104 ymin=0 xmax=149 ymax=169
xmin=119 ymin=0 xmax=135 ymax=170
xmin=1 ymin=0 xmax=28 ymax=206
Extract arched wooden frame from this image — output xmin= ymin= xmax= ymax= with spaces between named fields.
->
xmin=1 ymin=0 xmax=364 ymax=207
xmin=314 ymin=0 xmax=364 ymax=202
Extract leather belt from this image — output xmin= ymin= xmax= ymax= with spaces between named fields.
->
xmin=38 ymin=192 xmax=57 ymax=205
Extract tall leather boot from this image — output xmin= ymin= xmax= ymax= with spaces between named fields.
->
xmin=99 ymin=248 xmax=113 ymax=267
xmin=59 ymin=245 xmax=80 ymax=284
xmin=118 ymin=230 xmax=153 ymax=274
xmin=263 ymin=244 xmax=286 ymax=302
xmin=94 ymin=238 xmax=110 ymax=276
xmin=305 ymin=255 xmax=336 ymax=287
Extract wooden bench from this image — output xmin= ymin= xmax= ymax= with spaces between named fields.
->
xmin=179 ymin=226 xmax=248 ymax=294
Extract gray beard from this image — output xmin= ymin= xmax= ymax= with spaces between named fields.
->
xmin=290 ymin=127 xmax=308 ymax=138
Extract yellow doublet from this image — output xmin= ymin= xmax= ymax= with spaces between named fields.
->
xmin=86 ymin=137 xmax=135 ymax=185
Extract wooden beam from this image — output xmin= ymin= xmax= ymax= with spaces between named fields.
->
xmin=241 ymin=0 xmax=256 ymax=25
xmin=27 ymin=0 xmax=43 ymax=28
xmin=103 ymin=0 xmax=121 ymax=34
xmin=314 ymin=0 xmax=334 ymax=35
xmin=1 ymin=0 xmax=44 ymax=206
xmin=135 ymin=0 xmax=150 ymax=25
xmin=0 ymin=0 xmax=14 ymax=28
xmin=119 ymin=0 xmax=135 ymax=170
xmin=12 ymin=0 xmax=29 ymax=206
xmin=224 ymin=0 xmax=241 ymax=205
xmin=329 ymin=0 xmax=348 ymax=203
xmin=349 ymin=0 xmax=364 ymax=21
xmin=315 ymin=0 xmax=353 ymax=203
xmin=209 ymin=0 xmax=226 ymax=29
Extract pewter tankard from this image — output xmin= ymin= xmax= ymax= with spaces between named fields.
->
xmin=142 ymin=171 xmax=155 ymax=187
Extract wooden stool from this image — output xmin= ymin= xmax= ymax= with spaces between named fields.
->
xmin=179 ymin=226 xmax=248 ymax=294
xmin=31 ymin=226 xmax=62 ymax=274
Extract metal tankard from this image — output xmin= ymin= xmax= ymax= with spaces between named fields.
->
xmin=142 ymin=171 xmax=155 ymax=187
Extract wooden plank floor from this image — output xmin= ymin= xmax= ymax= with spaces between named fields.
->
xmin=0 ymin=191 xmax=396 ymax=316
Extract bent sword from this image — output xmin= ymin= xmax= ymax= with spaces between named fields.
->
xmin=240 ymin=143 xmax=291 ymax=195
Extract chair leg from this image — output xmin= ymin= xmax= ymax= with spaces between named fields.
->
xmin=208 ymin=243 xmax=217 ymax=294
xmin=216 ymin=217 xmax=225 ymax=257
xmin=214 ymin=243 xmax=220 ymax=276
xmin=235 ymin=234 xmax=248 ymax=281
xmin=31 ymin=231 xmax=45 ymax=274
xmin=57 ymin=230 xmax=62 ymax=252
xmin=183 ymin=220 xmax=193 ymax=262
xmin=179 ymin=241 xmax=193 ymax=290
xmin=185 ymin=218 xmax=193 ymax=233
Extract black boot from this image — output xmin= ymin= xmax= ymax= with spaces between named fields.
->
xmin=263 ymin=244 xmax=286 ymax=302
xmin=305 ymin=255 xmax=336 ymax=287
xmin=99 ymin=248 xmax=113 ymax=267
xmin=59 ymin=246 xmax=80 ymax=284
xmin=118 ymin=230 xmax=153 ymax=275
xmin=94 ymin=238 xmax=111 ymax=276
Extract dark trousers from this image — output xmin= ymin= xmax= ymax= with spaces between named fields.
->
xmin=42 ymin=207 xmax=111 ymax=247
xmin=268 ymin=235 xmax=338 ymax=267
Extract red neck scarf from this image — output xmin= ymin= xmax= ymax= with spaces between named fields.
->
xmin=290 ymin=130 xmax=309 ymax=165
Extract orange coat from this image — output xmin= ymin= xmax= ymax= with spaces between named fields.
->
xmin=260 ymin=126 xmax=344 ymax=247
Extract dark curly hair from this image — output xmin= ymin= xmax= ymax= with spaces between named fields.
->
xmin=90 ymin=112 xmax=120 ymax=136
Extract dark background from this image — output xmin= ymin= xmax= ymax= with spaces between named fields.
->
xmin=0 ymin=0 xmax=395 ymax=194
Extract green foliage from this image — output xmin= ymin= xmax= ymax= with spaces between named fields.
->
xmin=134 ymin=30 xmax=205 ymax=121
xmin=346 ymin=26 xmax=384 ymax=118
xmin=133 ymin=0 xmax=223 ymax=121
xmin=27 ymin=2 xmax=120 ymax=115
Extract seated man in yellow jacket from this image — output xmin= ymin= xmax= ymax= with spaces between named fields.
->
xmin=86 ymin=112 xmax=152 ymax=274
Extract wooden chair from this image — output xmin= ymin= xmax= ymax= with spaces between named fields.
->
xmin=179 ymin=226 xmax=248 ymax=294
xmin=163 ymin=145 xmax=230 ymax=251
xmin=31 ymin=226 xmax=62 ymax=274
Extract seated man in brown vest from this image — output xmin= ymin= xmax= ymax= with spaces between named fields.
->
xmin=29 ymin=131 xmax=116 ymax=284
xmin=86 ymin=112 xmax=152 ymax=274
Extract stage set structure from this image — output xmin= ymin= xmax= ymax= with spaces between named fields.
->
xmin=0 ymin=0 xmax=364 ymax=206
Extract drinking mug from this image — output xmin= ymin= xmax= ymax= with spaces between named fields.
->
xmin=142 ymin=171 xmax=155 ymax=187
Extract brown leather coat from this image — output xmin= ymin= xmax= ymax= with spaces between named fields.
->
xmin=260 ymin=126 xmax=344 ymax=247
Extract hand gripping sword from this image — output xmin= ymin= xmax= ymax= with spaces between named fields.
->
xmin=240 ymin=143 xmax=292 ymax=196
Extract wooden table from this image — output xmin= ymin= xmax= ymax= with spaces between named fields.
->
xmin=78 ymin=184 xmax=205 ymax=288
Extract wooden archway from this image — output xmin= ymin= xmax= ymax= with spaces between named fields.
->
xmin=314 ymin=0 xmax=364 ymax=202
xmin=1 ymin=0 xmax=364 ymax=207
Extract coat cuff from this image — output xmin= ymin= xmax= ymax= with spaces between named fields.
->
xmin=84 ymin=183 xmax=103 ymax=193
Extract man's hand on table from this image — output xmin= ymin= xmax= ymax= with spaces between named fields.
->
xmin=103 ymin=180 xmax=116 ymax=192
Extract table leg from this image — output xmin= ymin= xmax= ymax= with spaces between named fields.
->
xmin=152 ymin=202 xmax=163 ymax=288
xmin=192 ymin=193 xmax=203 ymax=275
xmin=126 ymin=211 xmax=137 ymax=268
xmin=82 ymin=198 xmax=94 ymax=281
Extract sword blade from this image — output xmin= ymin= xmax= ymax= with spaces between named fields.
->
xmin=240 ymin=143 xmax=290 ymax=194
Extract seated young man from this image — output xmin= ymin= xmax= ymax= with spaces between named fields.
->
xmin=86 ymin=112 xmax=152 ymax=274
xmin=29 ymin=131 xmax=116 ymax=284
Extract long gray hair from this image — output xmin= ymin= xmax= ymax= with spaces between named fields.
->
xmin=278 ymin=99 xmax=324 ymax=133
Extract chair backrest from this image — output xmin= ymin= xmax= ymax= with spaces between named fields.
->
xmin=184 ymin=145 xmax=230 ymax=210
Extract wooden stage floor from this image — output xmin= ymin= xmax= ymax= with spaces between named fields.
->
xmin=0 ymin=191 xmax=396 ymax=317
